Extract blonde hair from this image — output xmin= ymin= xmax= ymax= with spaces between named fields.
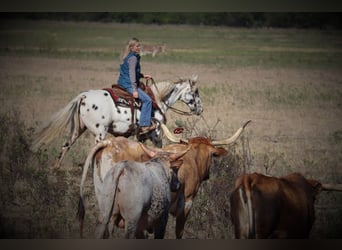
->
xmin=120 ymin=37 xmax=140 ymax=62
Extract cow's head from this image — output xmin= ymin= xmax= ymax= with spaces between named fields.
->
xmin=160 ymin=121 xmax=251 ymax=181
xmin=160 ymin=120 xmax=251 ymax=146
xmin=139 ymin=143 xmax=191 ymax=191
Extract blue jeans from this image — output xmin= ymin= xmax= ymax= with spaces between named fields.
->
xmin=125 ymin=87 xmax=152 ymax=127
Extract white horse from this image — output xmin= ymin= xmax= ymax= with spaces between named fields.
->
xmin=31 ymin=75 xmax=203 ymax=168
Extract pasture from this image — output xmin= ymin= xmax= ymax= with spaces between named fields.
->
xmin=0 ymin=20 xmax=341 ymax=238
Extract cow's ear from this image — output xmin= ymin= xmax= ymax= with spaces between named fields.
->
xmin=213 ymin=147 xmax=228 ymax=156
xmin=141 ymin=154 xmax=151 ymax=162
xmin=308 ymin=179 xmax=322 ymax=195
xmin=171 ymin=159 xmax=183 ymax=169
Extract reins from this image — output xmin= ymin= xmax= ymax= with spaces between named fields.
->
xmin=146 ymin=78 xmax=194 ymax=116
xmin=164 ymin=104 xmax=194 ymax=116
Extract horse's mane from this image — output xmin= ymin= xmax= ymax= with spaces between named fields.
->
xmin=151 ymin=81 xmax=174 ymax=102
xmin=152 ymin=77 xmax=190 ymax=102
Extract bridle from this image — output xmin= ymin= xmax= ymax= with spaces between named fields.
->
xmin=163 ymin=103 xmax=194 ymax=116
xmin=146 ymin=78 xmax=196 ymax=116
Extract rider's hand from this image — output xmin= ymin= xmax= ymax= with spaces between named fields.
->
xmin=133 ymin=90 xmax=138 ymax=98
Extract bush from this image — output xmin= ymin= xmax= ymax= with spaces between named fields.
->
xmin=0 ymin=111 xmax=76 ymax=238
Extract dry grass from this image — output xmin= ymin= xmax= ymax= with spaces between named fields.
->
xmin=0 ymin=22 xmax=341 ymax=238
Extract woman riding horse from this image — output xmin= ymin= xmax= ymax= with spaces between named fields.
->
xmin=118 ymin=37 xmax=156 ymax=135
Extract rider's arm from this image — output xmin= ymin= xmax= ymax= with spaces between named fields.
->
xmin=128 ymin=56 xmax=138 ymax=92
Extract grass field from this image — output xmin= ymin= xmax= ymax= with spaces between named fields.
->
xmin=0 ymin=20 xmax=342 ymax=238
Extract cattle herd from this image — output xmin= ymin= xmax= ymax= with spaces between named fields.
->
xmin=73 ymin=120 xmax=342 ymax=239
xmin=34 ymin=83 xmax=342 ymax=239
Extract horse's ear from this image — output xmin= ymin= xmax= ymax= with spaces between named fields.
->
xmin=191 ymin=74 xmax=198 ymax=83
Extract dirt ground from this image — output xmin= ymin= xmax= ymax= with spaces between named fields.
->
xmin=1 ymin=55 xmax=342 ymax=238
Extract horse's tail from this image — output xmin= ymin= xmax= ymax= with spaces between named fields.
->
xmin=77 ymin=139 xmax=112 ymax=238
xmin=31 ymin=93 xmax=85 ymax=152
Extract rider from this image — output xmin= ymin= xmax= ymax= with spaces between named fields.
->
xmin=117 ymin=37 xmax=156 ymax=134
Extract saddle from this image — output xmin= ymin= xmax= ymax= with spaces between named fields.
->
xmin=106 ymin=82 xmax=159 ymax=111
xmin=103 ymin=82 xmax=162 ymax=132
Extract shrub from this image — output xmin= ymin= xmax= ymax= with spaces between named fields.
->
xmin=0 ymin=111 xmax=75 ymax=238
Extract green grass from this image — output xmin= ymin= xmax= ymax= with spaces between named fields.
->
xmin=1 ymin=20 xmax=342 ymax=69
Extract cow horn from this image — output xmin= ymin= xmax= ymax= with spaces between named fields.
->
xmin=160 ymin=123 xmax=189 ymax=143
xmin=139 ymin=142 xmax=191 ymax=161
xmin=321 ymin=183 xmax=342 ymax=192
xmin=139 ymin=143 xmax=162 ymax=158
xmin=212 ymin=120 xmax=252 ymax=146
xmin=169 ymin=144 xmax=192 ymax=161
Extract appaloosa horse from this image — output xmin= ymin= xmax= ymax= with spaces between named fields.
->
xmin=31 ymin=75 xmax=203 ymax=168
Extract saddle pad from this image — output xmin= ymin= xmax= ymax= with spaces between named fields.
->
xmin=103 ymin=87 xmax=140 ymax=108
xmin=105 ymin=84 xmax=159 ymax=110
xmin=103 ymin=87 xmax=119 ymax=103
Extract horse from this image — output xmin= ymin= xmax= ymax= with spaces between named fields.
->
xmin=31 ymin=75 xmax=203 ymax=168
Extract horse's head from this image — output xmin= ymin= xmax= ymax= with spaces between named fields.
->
xmin=174 ymin=75 xmax=203 ymax=115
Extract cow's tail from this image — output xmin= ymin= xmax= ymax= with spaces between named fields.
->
xmin=102 ymin=161 xmax=126 ymax=210
xmin=31 ymin=93 xmax=85 ymax=152
xmin=239 ymin=175 xmax=255 ymax=239
xmin=232 ymin=175 xmax=255 ymax=239
xmin=96 ymin=161 xmax=126 ymax=238
xmin=77 ymin=139 xmax=112 ymax=238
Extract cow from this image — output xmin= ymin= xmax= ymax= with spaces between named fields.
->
xmin=160 ymin=120 xmax=251 ymax=238
xmin=94 ymin=150 xmax=189 ymax=239
xmin=229 ymin=172 xmax=342 ymax=239
xmin=77 ymin=136 xmax=189 ymax=238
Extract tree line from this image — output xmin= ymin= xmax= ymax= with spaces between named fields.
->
xmin=1 ymin=12 xmax=342 ymax=29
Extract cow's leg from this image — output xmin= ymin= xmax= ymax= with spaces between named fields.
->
xmin=135 ymin=229 xmax=146 ymax=239
xmin=95 ymin=196 xmax=113 ymax=238
xmin=154 ymin=210 xmax=169 ymax=239
xmin=175 ymin=213 xmax=186 ymax=239
xmin=95 ymin=221 xmax=109 ymax=239
xmin=95 ymin=172 xmax=118 ymax=238
xmin=175 ymin=200 xmax=193 ymax=239
xmin=124 ymin=219 xmax=139 ymax=239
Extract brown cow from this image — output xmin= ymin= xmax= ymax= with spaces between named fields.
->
xmin=229 ymin=172 xmax=342 ymax=239
xmin=160 ymin=120 xmax=251 ymax=238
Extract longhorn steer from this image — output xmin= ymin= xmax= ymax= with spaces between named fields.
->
xmin=229 ymin=172 xmax=342 ymax=239
xmin=160 ymin=120 xmax=251 ymax=238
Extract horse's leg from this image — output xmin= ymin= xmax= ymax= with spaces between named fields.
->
xmin=94 ymin=124 xmax=108 ymax=144
xmin=150 ymin=130 xmax=163 ymax=148
xmin=54 ymin=126 xmax=86 ymax=169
